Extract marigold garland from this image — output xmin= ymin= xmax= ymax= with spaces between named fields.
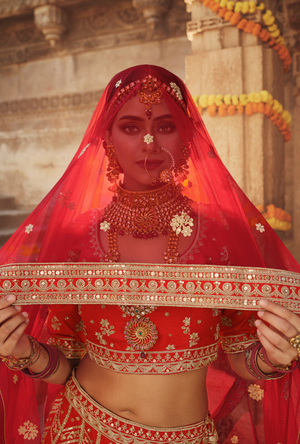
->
xmin=199 ymin=0 xmax=291 ymax=72
xmin=256 ymin=204 xmax=292 ymax=231
xmin=193 ymin=91 xmax=292 ymax=142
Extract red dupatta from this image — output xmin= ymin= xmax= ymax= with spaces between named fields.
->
xmin=0 ymin=65 xmax=299 ymax=444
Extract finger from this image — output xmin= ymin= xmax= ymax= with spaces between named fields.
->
xmin=0 ymin=320 xmax=30 ymax=357
xmin=257 ymin=310 xmax=298 ymax=339
xmin=0 ymin=306 xmax=22 ymax=324
xmin=257 ymin=329 xmax=298 ymax=365
xmin=256 ymin=319 xmax=298 ymax=365
xmin=259 ymin=300 xmax=300 ymax=332
xmin=0 ymin=295 xmax=16 ymax=309
xmin=0 ymin=312 xmax=29 ymax=348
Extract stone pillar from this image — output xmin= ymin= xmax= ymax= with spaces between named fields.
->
xmin=184 ymin=0 xmax=285 ymax=208
xmin=133 ymin=0 xmax=172 ymax=37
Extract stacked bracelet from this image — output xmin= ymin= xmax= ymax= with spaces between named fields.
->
xmin=259 ymin=347 xmax=298 ymax=373
xmin=1 ymin=336 xmax=41 ymax=371
xmin=244 ymin=342 xmax=294 ymax=380
xmin=22 ymin=343 xmax=60 ymax=379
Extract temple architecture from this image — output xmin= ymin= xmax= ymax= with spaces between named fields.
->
xmin=0 ymin=0 xmax=299 ymax=262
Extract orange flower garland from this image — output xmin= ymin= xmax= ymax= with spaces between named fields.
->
xmin=256 ymin=204 xmax=292 ymax=231
xmin=193 ymin=91 xmax=292 ymax=142
xmin=199 ymin=0 xmax=291 ymax=72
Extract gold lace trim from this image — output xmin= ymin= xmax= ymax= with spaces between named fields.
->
xmin=48 ymin=336 xmax=86 ymax=359
xmin=86 ymin=340 xmax=218 ymax=373
xmin=219 ymin=333 xmax=258 ymax=354
xmin=1 ymin=263 xmax=299 ymax=312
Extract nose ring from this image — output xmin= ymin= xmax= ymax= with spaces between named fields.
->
xmin=144 ymin=147 xmax=175 ymax=185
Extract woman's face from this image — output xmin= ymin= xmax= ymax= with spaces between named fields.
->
xmin=107 ymin=94 xmax=183 ymax=191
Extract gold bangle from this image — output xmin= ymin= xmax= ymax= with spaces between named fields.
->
xmin=1 ymin=336 xmax=41 ymax=371
xmin=289 ymin=334 xmax=300 ymax=356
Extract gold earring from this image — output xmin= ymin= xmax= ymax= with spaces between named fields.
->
xmin=104 ymin=142 xmax=121 ymax=183
xmin=174 ymin=144 xmax=190 ymax=182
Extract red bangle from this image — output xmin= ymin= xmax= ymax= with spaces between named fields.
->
xmin=22 ymin=343 xmax=60 ymax=379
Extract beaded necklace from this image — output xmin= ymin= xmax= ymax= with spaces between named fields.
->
xmin=100 ymin=182 xmax=194 ymax=358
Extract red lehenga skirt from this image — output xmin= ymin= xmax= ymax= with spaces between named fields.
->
xmin=42 ymin=371 xmax=219 ymax=444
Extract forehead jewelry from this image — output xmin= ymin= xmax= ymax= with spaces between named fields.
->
xmin=144 ymin=147 xmax=175 ymax=185
xmin=138 ymin=75 xmax=162 ymax=119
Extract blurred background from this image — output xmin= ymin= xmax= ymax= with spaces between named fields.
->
xmin=0 ymin=0 xmax=299 ymax=263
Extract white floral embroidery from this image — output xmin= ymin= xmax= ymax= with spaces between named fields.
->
xmin=78 ymin=143 xmax=91 ymax=158
xmin=25 ymin=224 xmax=33 ymax=234
xmin=255 ymin=223 xmax=265 ymax=233
xmin=100 ymin=221 xmax=110 ymax=232
xmin=115 ymin=79 xmax=122 ymax=88
xmin=18 ymin=421 xmax=39 ymax=440
xmin=170 ymin=212 xmax=193 ymax=237
xmin=248 ymin=384 xmax=264 ymax=401
xmin=144 ymin=134 xmax=154 ymax=144
xmin=169 ymin=82 xmax=183 ymax=100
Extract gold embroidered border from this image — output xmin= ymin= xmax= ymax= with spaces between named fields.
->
xmin=86 ymin=340 xmax=218 ymax=374
xmin=64 ymin=372 xmax=216 ymax=444
xmin=1 ymin=262 xmax=299 ymax=312
xmin=48 ymin=336 xmax=86 ymax=360
xmin=219 ymin=333 xmax=258 ymax=354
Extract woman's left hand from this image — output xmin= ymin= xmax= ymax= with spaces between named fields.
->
xmin=255 ymin=299 xmax=300 ymax=366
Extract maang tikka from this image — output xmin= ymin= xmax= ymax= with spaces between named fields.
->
xmin=138 ymin=75 xmax=162 ymax=119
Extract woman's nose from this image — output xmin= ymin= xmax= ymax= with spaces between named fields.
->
xmin=142 ymin=133 xmax=160 ymax=153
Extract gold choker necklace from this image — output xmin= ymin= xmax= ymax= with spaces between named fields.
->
xmin=100 ymin=182 xmax=194 ymax=358
xmin=100 ymin=182 xmax=194 ymax=263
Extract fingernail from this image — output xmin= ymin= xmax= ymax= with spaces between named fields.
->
xmin=7 ymin=295 xmax=16 ymax=302
xmin=22 ymin=312 xmax=29 ymax=318
xmin=257 ymin=329 xmax=262 ymax=336
xmin=255 ymin=320 xmax=262 ymax=327
xmin=259 ymin=300 xmax=268 ymax=307
xmin=257 ymin=311 xmax=264 ymax=318
xmin=15 ymin=306 xmax=22 ymax=312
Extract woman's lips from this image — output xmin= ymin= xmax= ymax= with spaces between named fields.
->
xmin=136 ymin=160 xmax=164 ymax=170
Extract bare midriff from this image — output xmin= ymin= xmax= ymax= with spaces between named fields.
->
xmin=76 ymin=354 xmax=208 ymax=428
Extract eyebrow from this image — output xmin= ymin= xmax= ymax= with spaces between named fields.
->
xmin=118 ymin=114 xmax=173 ymax=122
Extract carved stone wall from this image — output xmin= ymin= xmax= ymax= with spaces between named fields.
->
xmin=0 ymin=0 xmax=191 ymax=207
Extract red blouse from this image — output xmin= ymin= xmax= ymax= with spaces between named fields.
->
xmin=47 ymin=208 xmax=258 ymax=374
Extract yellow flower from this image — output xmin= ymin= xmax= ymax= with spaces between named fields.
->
xmin=232 ymin=95 xmax=239 ymax=106
xmin=234 ymin=1 xmax=243 ymax=12
xmin=224 ymin=94 xmax=232 ymax=105
xmin=239 ymin=94 xmax=248 ymax=106
xmin=208 ymin=95 xmax=216 ymax=106
xmin=248 ymin=92 xmax=255 ymax=103
xmin=227 ymin=1 xmax=235 ymax=10
xmin=260 ymin=90 xmax=269 ymax=103
xmin=242 ymin=2 xmax=250 ymax=14
xmin=215 ymin=94 xmax=223 ymax=106
xmin=249 ymin=1 xmax=256 ymax=13
xmin=220 ymin=0 xmax=228 ymax=7
xmin=199 ymin=95 xmax=208 ymax=108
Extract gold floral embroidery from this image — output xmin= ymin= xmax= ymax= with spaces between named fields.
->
xmin=248 ymin=384 xmax=264 ymax=401
xmin=49 ymin=336 xmax=86 ymax=359
xmin=166 ymin=344 xmax=175 ymax=350
xmin=220 ymin=333 xmax=258 ymax=354
xmin=51 ymin=316 xmax=62 ymax=331
xmin=248 ymin=314 xmax=256 ymax=327
xmin=86 ymin=340 xmax=218 ymax=373
xmin=13 ymin=374 xmax=18 ymax=384
xmin=189 ymin=332 xmax=199 ymax=347
xmin=95 ymin=319 xmax=115 ymax=345
xmin=182 ymin=317 xmax=191 ymax=334
xmin=212 ymin=309 xmax=219 ymax=316
xmin=231 ymin=436 xmax=239 ymax=443
xmin=214 ymin=323 xmax=220 ymax=341
xmin=18 ymin=421 xmax=39 ymax=440
xmin=221 ymin=316 xmax=233 ymax=327
xmin=75 ymin=319 xmax=84 ymax=332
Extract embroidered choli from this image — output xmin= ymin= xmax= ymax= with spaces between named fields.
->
xmin=47 ymin=207 xmax=258 ymax=374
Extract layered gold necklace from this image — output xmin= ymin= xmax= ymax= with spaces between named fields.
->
xmin=100 ymin=182 xmax=194 ymax=358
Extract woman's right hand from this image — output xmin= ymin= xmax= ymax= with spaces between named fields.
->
xmin=0 ymin=295 xmax=31 ymax=359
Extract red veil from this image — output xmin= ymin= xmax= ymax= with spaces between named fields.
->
xmin=0 ymin=65 xmax=299 ymax=443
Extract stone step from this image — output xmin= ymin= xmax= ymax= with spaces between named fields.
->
xmin=0 ymin=195 xmax=16 ymax=210
xmin=0 ymin=209 xmax=31 ymax=229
